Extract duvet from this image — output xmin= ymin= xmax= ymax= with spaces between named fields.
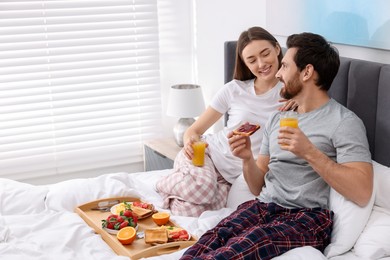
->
xmin=1 ymin=162 xmax=390 ymax=260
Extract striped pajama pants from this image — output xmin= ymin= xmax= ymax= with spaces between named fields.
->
xmin=180 ymin=199 xmax=333 ymax=260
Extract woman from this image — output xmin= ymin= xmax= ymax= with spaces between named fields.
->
xmin=156 ymin=26 xmax=295 ymax=217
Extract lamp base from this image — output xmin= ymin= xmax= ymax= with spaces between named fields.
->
xmin=173 ymin=118 xmax=195 ymax=147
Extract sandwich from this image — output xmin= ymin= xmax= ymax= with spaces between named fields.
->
xmin=233 ymin=122 xmax=260 ymax=136
xmin=144 ymin=229 xmax=168 ymax=244
xmin=131 ymin=206 xmax=153 ymax=218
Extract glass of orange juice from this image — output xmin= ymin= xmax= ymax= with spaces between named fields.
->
xmin=280 ymin=111 xmax=298 ymax=128
xmin=192 ymin=136 xmax=206 ymax=167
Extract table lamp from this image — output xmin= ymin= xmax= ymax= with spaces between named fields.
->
xmin=167 ymin=84 xmax=205 ymax=147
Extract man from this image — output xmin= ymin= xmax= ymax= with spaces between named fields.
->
xmin=179 ymin=32 xmax=373 ymax=260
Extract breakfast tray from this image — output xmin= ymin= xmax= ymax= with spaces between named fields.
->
xmin=75 ymin=196 xmax=197 ymax=259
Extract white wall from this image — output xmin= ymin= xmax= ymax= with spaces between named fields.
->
xmin=159 ymin=0 xmax=390 ymax=136
xmin=157 ymin=0 xmax=196 ymax=137
xmin=195 ymin=0 xmax=267 ymax=132
xmin=158 ymin=0 xmax=267 ymax=135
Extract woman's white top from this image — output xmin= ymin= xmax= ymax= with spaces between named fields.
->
xmin=204 ymin=79 xmax=283 ymax=184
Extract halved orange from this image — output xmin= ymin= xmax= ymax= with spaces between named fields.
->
xmin=152 ymin=212 xmax=170 ymax=225
xmin=116 ymin=226 xmax=136 ymax=245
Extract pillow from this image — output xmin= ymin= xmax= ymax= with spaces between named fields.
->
xmin=45 ymin=172 xmax=141 ymax=212
xmin=324 ymin=163 xmax=376 ymax=258
xmin=372 ymin=160 xmax=390 ymax=208
xmin=353 ymin=206 xmax=390 ymax=259
xmin=226 ymin=174 xmax=256 ymax=209
xmin=0 ymin=178 xmax=48 ymax=215
xmin=273 ymin=246 xmax=327 ymax=260
xmin=351 ymin=161 xmax=390 ymax=259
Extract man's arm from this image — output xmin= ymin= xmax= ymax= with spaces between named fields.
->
xmin=279 ymin=126 xmax=374 ymax=207
xmin=305 ymin=149 xmax=373 ymax=207
xmin=242 ymin=154 xmax=269 ymax=196
xmin=228 ymin=133 xmax=269 ymax=196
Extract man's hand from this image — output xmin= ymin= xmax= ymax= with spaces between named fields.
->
xmin=278 ymin=126 xmax=316 ymax=158
xmin=227 ymin=131 xmax=254 ymax=160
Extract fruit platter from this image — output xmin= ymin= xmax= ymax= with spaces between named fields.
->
xmin=75 ymin=196 xmax=197 ymax=259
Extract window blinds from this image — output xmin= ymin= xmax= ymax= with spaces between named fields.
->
xmin=0 ymin=0 xmax=162 ymax=181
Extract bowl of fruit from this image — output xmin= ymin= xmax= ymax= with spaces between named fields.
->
xmin=102 ymin=209 xmax=138 ymax=235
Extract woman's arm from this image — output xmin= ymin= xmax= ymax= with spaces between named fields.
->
xmin=182 ymin=106 xmax=223 ymax=159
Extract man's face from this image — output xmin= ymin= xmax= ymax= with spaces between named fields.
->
xmin=276 ymin=48 xmax=303 ymax=99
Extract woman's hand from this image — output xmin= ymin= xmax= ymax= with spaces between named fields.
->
xmin=182 ymin=135 xmax=208 ymax=160
xmin=278 ymin=99 xmax=298 ymax=111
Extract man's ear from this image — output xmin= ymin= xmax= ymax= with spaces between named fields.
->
xmin=302 ymin=64 xmax=314 ymax=81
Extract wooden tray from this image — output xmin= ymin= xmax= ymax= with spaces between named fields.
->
xmin=75 ymin=197 xmax=197 ymax=259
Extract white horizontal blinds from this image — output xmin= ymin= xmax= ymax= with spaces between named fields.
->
xmin=0 ymin=0 xmax=162 ymax=180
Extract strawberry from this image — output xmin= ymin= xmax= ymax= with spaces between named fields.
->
xmin=171 ymin=232 xmax=180 ymax=239
xmin=119 ymin=221 xmax=129 ymax=229
xmin=179 ymin=234 xmax=189 ymax=240
xmin=123 ymin=210 xmax=133 ymax=218
xmin=179 ymin=230 xmax=188 ymax=235
xmin=107 ymin=214 xmax=118 ymax=223
xmin=101 ymin=219 xmax=116 ymax=229
xmin=107 ymin=222 xmax=115 ymax=229
xmin=132 ymin=215 xmax=138 ymax=224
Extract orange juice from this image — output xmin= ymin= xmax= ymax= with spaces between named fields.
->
xmin=192 ymin=140 xmax=206 ymax=167
xmin=280 ymin=117 xmax=298 ymax=128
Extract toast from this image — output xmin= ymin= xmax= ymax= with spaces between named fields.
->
xmin=144 ymin=229 xmax=168 ymax=244
xmin=233 ymin=122 xmax=260 ymax=136
xmin=131 ymin=206 xmax=152 ymax=218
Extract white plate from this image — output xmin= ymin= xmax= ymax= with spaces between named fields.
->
xmin=104 ymin=224 xmax=138 ymax=235
xmin=165 ymin=226 xmax=192 ymax=242
xmin=110 ymin=202 xmax=154 ymax=219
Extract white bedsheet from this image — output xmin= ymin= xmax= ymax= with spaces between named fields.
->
xmin=1 ymin=167 xmax=389 ymax=260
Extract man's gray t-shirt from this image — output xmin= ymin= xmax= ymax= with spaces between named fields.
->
xmin=259 ymin=99 xmax=371 ymax=209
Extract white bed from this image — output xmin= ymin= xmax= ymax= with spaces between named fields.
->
xmin=1 ymin=161 xmax=390 ymax=260
xmin=2 ymin=44 xmax=390 ymax=260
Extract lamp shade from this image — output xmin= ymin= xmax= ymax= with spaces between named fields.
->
xmin=167 ymin=84 xmax=205 ymax=118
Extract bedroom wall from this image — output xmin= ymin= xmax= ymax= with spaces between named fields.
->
xmin=27 ymin=1 xmax=389 ymax=184
xmin=159 ymin=0 xmax=390 ymax=136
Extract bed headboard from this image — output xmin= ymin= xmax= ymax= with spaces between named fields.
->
xmin=224 ymin=41 xmax=390 ymax=167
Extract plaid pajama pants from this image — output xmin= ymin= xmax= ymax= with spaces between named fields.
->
xmin=156 ymin=150 xmax=231 ymax=217
xmin=180 ymin=199 xmax=333 ymax=260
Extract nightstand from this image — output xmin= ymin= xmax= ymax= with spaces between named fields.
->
xmin=143 ymin=138 xmax=182 ymax=171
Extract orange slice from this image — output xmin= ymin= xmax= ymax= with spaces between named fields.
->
xmin=117 ymin=226 xmax=136 ymax=245
xmin=152 ymin=212 xmax=170 ymax=226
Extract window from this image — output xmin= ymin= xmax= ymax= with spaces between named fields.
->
xmin=0 ymin=0 xmax=162 ymax=181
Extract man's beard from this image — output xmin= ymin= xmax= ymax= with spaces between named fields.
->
xmin=280 ymin=74 xmax=302 ymax=99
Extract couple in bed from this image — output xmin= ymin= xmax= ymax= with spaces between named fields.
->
xmin=156 ymin=27 xmax=296 ymax=217
xmin=160 ymin=27 xmax=374 ymax=259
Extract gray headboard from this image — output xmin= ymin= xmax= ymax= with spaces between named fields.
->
xmin=224 ymin=41 xmax=390 ymax=167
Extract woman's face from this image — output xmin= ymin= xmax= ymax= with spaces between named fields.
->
xmin=241 ymin=40 xmax=280 ymax=82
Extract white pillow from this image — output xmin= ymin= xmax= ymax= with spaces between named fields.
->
xmin=372 ymin=160 xmax=390 ymax=208
xmin=324 ymin=171 xmax=376 ymax=258
xmin=226 ymin=174 xmax=256 ymax=209
xmin=353 ymin=206 xmax=390 ymax=259
xmin=351 ymin=161 xmax=390 ymax=259
xmin=0 ymin=178 xmax=48 ymax=215
xmin=273 ymin=246 xmax=327 ymax=260
xmin=45 ymin=172 xmax=141 ymax=212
